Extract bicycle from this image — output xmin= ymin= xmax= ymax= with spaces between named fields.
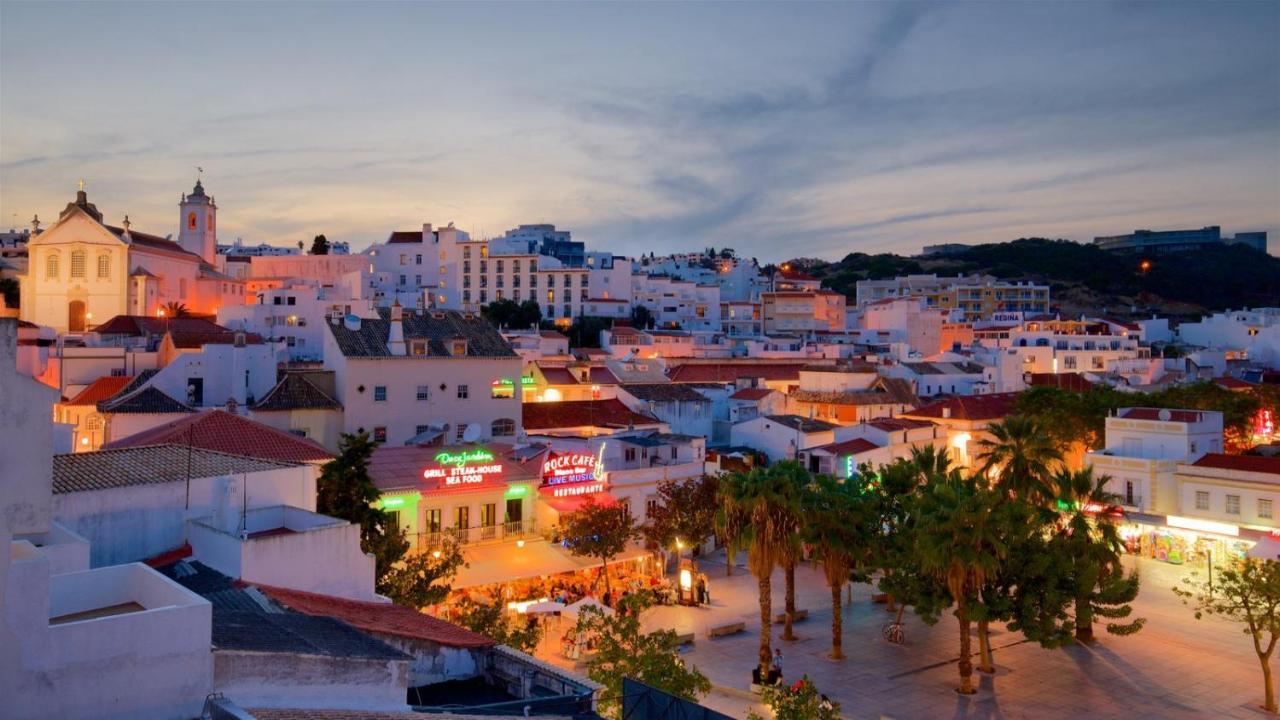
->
xmin=882 ymin=622 xmax=905 ymax=645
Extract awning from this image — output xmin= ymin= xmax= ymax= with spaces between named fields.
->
xmin=453 ymin=539 xmax=590 ymax=589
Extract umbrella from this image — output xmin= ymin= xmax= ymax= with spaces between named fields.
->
xmin=1248 ymin=535 xmax=1280 ymax=562
xmin=525 ymin=600 xmax=567 ymax=615
xmin=564 ymin=596 xmax=614 ymax=618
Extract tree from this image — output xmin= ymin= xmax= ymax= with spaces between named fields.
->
xmin=748 ymin=676 xmax=841 ymax=720
xmin=161 ymin=300 xmax=191 ymax=318
xmin=916 ymin=475 xmax=1010 ymax=695
xmin=316 ymin=432 xmax=408 ymax=588
xmin=644 ymin=474 xmax=720 ymax=572
xmin=309 ymin=234 xmax=330 ymax=255
xmin=558 ymin=497 xmax=638 ymax=598
xmin=575 ymin=592 xmax=711 ymax=719
xmin=766 ymin=462 xmax=808 ymax=643
xmin=802 ymin=473 xmax=875 ymax=659
xmin=0 ymin=277 xmax=18 ymax=309
xmin=378 ymin=537 xmax=466 ymax=607
xmin=976 ymin=415 xmax=1063 ymax=502
xmin=630 ymin=304 xmax=654 ymax=329
xmin=454 ymin=599 xmax=542 ymax=653
xmin=481 ymin=298 xmax=523 ymax=328
xmin=1175 ymin=559 xmax=1280 ymax=713
xmin=717 ymin=466 xmax=795 ymax=680
xmin=1051 ymin=467 xmax=1144 ymax=643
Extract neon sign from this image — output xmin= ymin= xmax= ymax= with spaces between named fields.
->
xmin=548 ymin=481 xmax=606 ymax=498
xmin=425 ymin=447 xmax=504 ymax=486
xmin=543 ymin=452 xmax=599 ymax=485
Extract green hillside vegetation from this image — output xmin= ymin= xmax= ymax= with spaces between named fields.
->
xmin=804 ymin=239 xmax=1280 ymax=320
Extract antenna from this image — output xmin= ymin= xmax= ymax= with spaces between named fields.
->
xmin=462 ymin=423 xmax=482 ymax=443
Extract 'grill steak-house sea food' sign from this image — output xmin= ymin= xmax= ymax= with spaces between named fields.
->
xmin=425 ymin=448 xmax=504 ymax=486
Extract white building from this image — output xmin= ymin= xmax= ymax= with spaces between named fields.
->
xmin=731 ymin=414 xmax=838 ymax=463
xmin=1178 ymin=308 xmax=1280 ymax=369
xmin=1086 ymin=407 xmax=1223 ymax=514
xmin=323 ymin=305 xmax=524 ymax=446
xmin=219 ymin=281 xmax=373 ymax=362
xmin=631 ymin=273 xmax=722 ymax=332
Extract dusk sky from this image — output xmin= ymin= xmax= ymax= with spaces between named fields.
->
xmin=2 ymin=1 xmax=1277 ymax=261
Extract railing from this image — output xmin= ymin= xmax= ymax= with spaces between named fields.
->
xmin=1122 ymin=494 xmax=1143 ymax=508
xmin=414 ymin=520 xmax=537 ymax=551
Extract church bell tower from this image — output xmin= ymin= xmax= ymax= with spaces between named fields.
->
xmin=178 ymin=178 xmax=217 ymax=263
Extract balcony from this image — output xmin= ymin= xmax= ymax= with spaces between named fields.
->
xmin=414 ymin=520 xmax=539 ymax=552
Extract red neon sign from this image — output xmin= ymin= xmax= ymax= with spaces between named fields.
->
xmin=542 ymin=452 xmax=598 ymax=485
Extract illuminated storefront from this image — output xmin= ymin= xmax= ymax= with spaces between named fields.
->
xmin=535 ymin=450 xmax=612 ymax=528
xmin=1118 ymin=513 xmax=1256 ymax=566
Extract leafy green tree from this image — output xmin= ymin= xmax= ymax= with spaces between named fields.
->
xmin=481 ymin=298 xmax=521 ymax=328
xmin=0 ymin=277 xmax=19 ymax=309
xmin=1051 ymin=467 xmax=1144 ymax=642
xmin=309 ymin=234 xmax=330 ymax=255
xmin=630 ymin=304 xmax=654 ymax=329
xmin=378 ymin=537 xmax=466 ymax=607
xmin=916 ymin=475 xmax=1010 ymax=695
xmin=1175 ymin=559 xmax=1280 ymax=713
xmin=558 ymin=496 xmax=638 ymax=598
xmin=748 ymin=676 xmax=841 ymax=720
xmin=317 ymin=432 xmax=408 ymax=588
xmin=454 ymin=598 xmax=543 ymax=653
xmin=575 ymin=592 xmax=710 ymax=719
xmin=802 ymin=473 xmax=875 ymax=659
xmin=644 ymin=474 xmax=720 ymax=572
xmin=977 ymin=415 xmax=1063 ymax=502
xmin=717 ymin=466 xmax=794 ymax=679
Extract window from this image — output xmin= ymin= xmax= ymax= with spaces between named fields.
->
xmin=530 ymin=274 xmax=537 ymax=287
xmin=1195 ymin=491 xmax=1209 ymax=510
xmin=399 ymin=254 xmax=408 ymax=266
xmin=416 ymin=385 xmax=430 ymax=400
xmin=426 ymin=509 xmax=442 ymax=534
xmin=455 ymin=424 xmax=466 ymax=441
xmin=398 ymin=274 xmax=406 ymax=286
xmin=463 ymin=246 xmax=471 ymax=259
xmin=188 ymin=212 xmax=197 ymax=230
xmin=457 ymin=384 xmax=469 ymax=399
xmin=1125 ymin=481 xmax=1135 ymax=505
xmin=289 ymin=427 xmax=308 ymax=438
xmin=492 ymin=418 xmax=515 ymax=437
xmin=481 ymin=503 xmax=497 ymax=528
xmin=45 ymin=253 xmax=58 ymax=279
xmin=69 ymin=251 xmax=85 ymax=279
xmin=415 ymin=274 xmax=422 ymax=286
xmin=287 ymin=296 xmax=296 ymax=306
xmin=496 ymin=260 xmax=504 ymax=273
xmin=373 ymin=426 xmax=387 ymax=443
xmin=1226 ymin=494 xmax=1241 ymax=515
xmin=415 ymin=254 xmax=422 ymax=265
xmin=416 ymin=424 xmax=430 ymax=436
xmin=1063 ymin=355 xmax=1077 ymax=370
xmin=97 ymin=254 xmax=110 ymax=279
xmin=1092 ymin=356 xmax=1105 ymax=370
xmin=374 ymin=385 xmax=387 ymax=402
xmin=563 ymin=274 xmax=571 ymax=288
xmin=1260 ymin=499 xmax=1274 ymax=519
xmin=625 ymin=447 xmax=637 ymax=462
xmin=385 ymin=510 xmax=400 ymax=535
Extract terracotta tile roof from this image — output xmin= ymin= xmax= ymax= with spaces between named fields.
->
xmin=903 ymin=392 xmax=1020 ymax=421
xmin=765 ymin=414 xmax=838 ymax=433
xmin=537 ymin=365 xmax=580 ymax=385
xmin=93 ymin=315 xmax=234 ymax=337
xmin=523 ymin=399 xmax=659 ymax=431
xmin=328 ymin=307 xmax=517 ymax=359
xmin=254 ymin=584 xmax=494 ymax=648
xmin=1214 ymin=376 xmax=1255 ymax=390
xmin=539 ymin=330 xmax=568 ymax=339
xmin=867 ymin=417 xmax=934 ymax=431
xmin=104 ymin=225 xmax=202 ymax=261
xmin=730 ymin=388 xmax=775 ymax=401
xmin=1119 ymin=408 xmax=1207 ymax=423
xmin=1190 ymin=453 xmax=1280 ymax=476
xmin=620 ymin=383 xmax=709 ymax=403
xmin=98 ymin=386 xmax=194 ymax=415
xmin=169 ymin=330 xmax=265 ymax=348
xmin=66 ymin=376 xmax=134 ymax=406
xmin=387 ymin=230 xmax=424 ymax=243
xmin=253 ymin=372 xmax=342 ymax=411
xmin=789 ymin=378 xmax=917 ymax=407
xmin=53 ymin=445 xmax=297 ymax=494
xmin=588 ymin=366 xmax=619 ymax=385
xmin=104 ymin=409 xmax=333 ymax=463
xmin=668 ymin=362 xmax=806 ymax=383
xmin=811 ymin=437 xmax=881 ymax=456
xmin=1026 ymin=372 xmax=1096 ymax=391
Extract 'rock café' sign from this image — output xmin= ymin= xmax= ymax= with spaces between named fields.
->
xmin=541 ymin=452 xmax=606 ymax=498
xmin=424 ymin=448 xmax=504 ymax=486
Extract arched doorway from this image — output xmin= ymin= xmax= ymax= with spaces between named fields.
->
xmin=68 ymin=300 xmax=86 ymax=332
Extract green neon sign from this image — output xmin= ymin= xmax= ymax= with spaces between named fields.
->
xmin=435 ymin=448 xmax=496 ymax=468
xmin=505 ymin=484 xmax=529 ymax=499
xmin=379 ymin=492 xmax=420 ymax=510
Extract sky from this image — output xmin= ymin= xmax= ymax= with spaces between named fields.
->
xmin=2 ymin=1 xmax=1277 ymax=261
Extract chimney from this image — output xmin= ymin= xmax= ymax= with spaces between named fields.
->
xmin=388 ymin=300 xmax=406 ymax=356
xmin=942 ymin=406 xmax=952 ymax=419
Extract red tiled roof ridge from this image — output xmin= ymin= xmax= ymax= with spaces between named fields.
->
xmin=1190 ymin=453 xmax=1280 ymax=475
xmin=66 ymin=375 xmax=134 ymax=406
xmin=104 ymin=409 xmax=333 ymax=463
xmin=253 ymin=583 xmax=495 ymax=647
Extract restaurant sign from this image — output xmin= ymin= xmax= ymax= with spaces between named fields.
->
xmin=540 ymin=450 xmax=607 ymax=498
xmin=424 ymin=447 xmax=505 ymax=486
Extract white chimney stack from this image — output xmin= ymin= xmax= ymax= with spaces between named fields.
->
xmin=388 ymin=300 xmax=406 ymax=356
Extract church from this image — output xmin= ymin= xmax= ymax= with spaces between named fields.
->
xmin=19 ymin=180 xmax=244 ymax=332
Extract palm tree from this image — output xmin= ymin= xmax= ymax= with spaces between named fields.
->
xmin=717 ymin=466 xmax=793 ymax=681
xmin=916 ymin=475 xmax=1010 ymax=695
xmin=770 ymin=461 xmax=808 ymax=643
xmin=161 ymin=300 xmax=192 ymax=319
xmin=1051 ymin=467 xmax=1144 ymax=643
xmin=803 ymin=473 xmax=873 ymax=659
xmin=976 ymin=415 xmax=1063 ymax=502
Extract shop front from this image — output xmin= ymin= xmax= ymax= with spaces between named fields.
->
xmin=369 ymin=444 xmax=542 ymax=552
xmin=1119 ymin=513 xmax=1256 ymax=566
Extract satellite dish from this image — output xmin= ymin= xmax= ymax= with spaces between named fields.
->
xmin=1158 ymin=409 xmax=1172 ymax=421
xmin=462 ymin=423 xmax=482 ymax=443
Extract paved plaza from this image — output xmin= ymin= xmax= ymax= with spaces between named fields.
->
xmin=533 ymin=551 xmax=1270 ymax=719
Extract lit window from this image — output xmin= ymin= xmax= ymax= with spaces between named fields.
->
xmin=70 ymin=251 xmax=85 ymax=279
xmin=373 ymin=426 xmax=387 ymax=443
xmin=46 ymin=253 xmax=59 ymax=279
xmin=491 ymin=380 xmax=514 ymax=399
xmin=97 ymin=254 xmax=110 ymax=279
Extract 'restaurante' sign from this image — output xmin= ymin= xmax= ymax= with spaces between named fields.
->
xmin=424 ymin=447 xmax=505 ymax=486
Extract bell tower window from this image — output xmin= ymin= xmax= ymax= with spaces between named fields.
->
xmin=188 ymin=212 xmax=197 ymax=230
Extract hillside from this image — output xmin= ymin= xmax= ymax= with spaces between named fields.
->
xmin=801 ymin=239 xmax=1280 ymax=320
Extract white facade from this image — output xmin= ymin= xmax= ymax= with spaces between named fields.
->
xmin=1178 ymin=308 xmax=1280 ymax=368
xmin=631 ymin=274 xmax=722 ymax=331
xmin=730 ymin=415 xmax=836 ymax=463
xmin=219 ymin=283 xmax=372 ymax=362
xmin=1086 ymin=408 xmax=1223 ymax=514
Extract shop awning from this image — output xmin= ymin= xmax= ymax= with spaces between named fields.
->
xmin=453 ymin=539 xmax=590 ymax=589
